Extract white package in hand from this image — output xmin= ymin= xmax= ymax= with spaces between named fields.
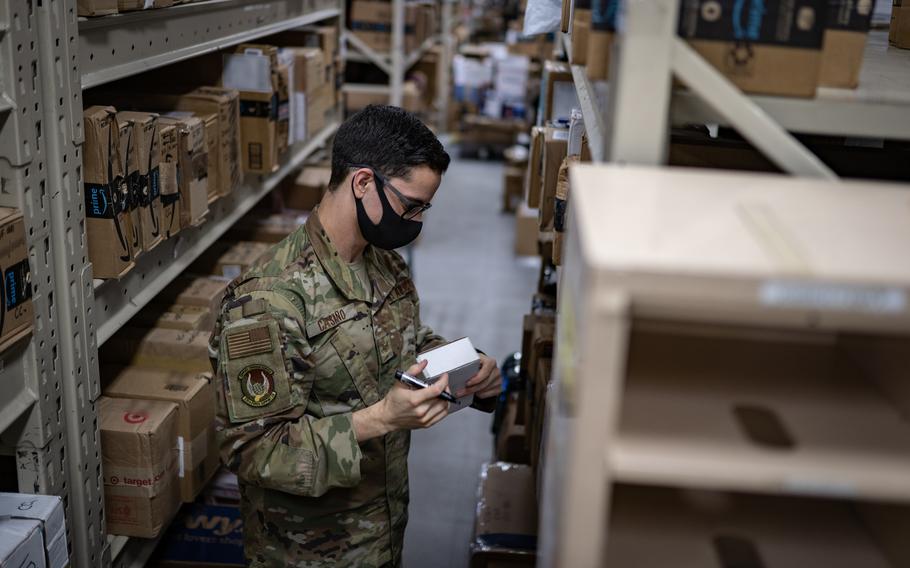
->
xmin=417 ymin=337 xmax=481 ymax=413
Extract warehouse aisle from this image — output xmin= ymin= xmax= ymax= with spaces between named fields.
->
xmin=403 ymin=152 xmax=540 ymax=568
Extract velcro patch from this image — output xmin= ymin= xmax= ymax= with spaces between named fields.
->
xmin=226 ymin=324 xmax=273 ymax=360
xmin=222 ymin=319 xmax=294 ymax=423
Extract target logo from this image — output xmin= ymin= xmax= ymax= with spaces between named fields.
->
xmin=123 ymin=411 xmax=148 ymax=424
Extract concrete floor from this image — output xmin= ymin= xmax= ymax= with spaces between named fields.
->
xmin=402 ymin=153 xmax=539 ymax=568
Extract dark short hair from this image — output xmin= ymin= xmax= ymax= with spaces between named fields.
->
xmin=328 ymin=105 xmax=450 ymax=191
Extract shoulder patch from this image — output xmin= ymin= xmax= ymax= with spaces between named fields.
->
xmin=221 ymin=319 xmax=294 ymax=423
xmin=226 ymin=325 xmax=273 ymax=359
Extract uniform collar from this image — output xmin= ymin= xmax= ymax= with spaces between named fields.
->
xmin=305 ymin=208 xmax=398 ymax=305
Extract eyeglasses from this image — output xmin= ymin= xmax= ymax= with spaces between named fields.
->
xmin=351 ymin=165 xmax=432 ymax=221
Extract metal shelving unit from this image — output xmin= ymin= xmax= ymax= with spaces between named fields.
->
xmin=543 ymin=6 xmax=910 ymax=568
xmin=341 ymin=0 xmax=453 ymax=124
xmin=2 ymin=0 xmax=343 ymax=565
xmin=95 ymin=121 xmax=339 ymax=346
xmin=565 ymin=7 xmax=910 ymax=175
xmin=79 ymin=0 xmax=341 ymax=89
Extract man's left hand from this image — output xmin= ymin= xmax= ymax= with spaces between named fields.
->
xmin=458 ymin=354 xmax=502 ymax=400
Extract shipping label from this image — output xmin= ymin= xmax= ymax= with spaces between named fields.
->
xmin=4 ymin=259 xmax=32 ymax=311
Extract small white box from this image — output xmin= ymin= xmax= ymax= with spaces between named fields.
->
xmin=0 ymin=518 xmax=46 ymax=568
xmin=0 ymin=493 xmax=67 ymax=568
xmin=417 ymin=337 xmax=482 ymax=413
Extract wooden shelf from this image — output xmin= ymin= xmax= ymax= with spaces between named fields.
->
xmin=612 ymin=323 xmax=910 ymax=502
xmin=608 ymin=484 xmax=902 ymax=568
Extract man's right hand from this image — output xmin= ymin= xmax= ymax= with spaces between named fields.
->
xmin=352 ymin=360 xmax=450 ymax=442
xmin=380 ymin=360 xmax=450 ymax=431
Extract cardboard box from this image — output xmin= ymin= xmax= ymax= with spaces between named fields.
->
xmin=225 ymin=45 xmax=281 ymax=174
xmin=191 ymin=240 xmax=272 ymax=280
xmin=0 ymin=494 xmax=66 ymax=568
xmin=0 ymin=519 xmax=45 ymax=568
xmin=193 ymin=114 xmax=220 ymax=205
xmin=103 ymin=328 xmax=212 ymax=373
xmin=571 ymin=1 xmax=592 ymax=65
xmin=677 ymin=0 xmax=827 ymax=97
xmin=101 ymin=396 xmax=181 ymax=538
xmin=117 ymin=119 xmax=144 ymax=261
xmin=276 ymin=63 xmax=291 ymax=155
xmin=514 ymin=204 xmax=540 ymax=257
xmin=586 ymin=0 xmax=618 ymax=80
xmin=350 ymin=0 xmax=417 ymax=53
xmin=525 ymin=127 xmax=545 ymax=208
xmin=228 ymin=211 xmax=306 ymax=244
xmin=78 ymin=0 xmax=116 ymax=16
xmin=539 ymin=60 xmax=576 ymax=124
xmin=175 ymin=88 xmax=242 ymax=197
xmin=159 ymin=122 xmax=182 ymax=239
xmin=93 ymin=89 xmax=242 ymax=198
xmin=283 ymin=166 xmax=329 ymax=211
xmin=117 ymin=112 xmax=165 ymax=253
xmin=890 ymin=0 xmax=910 ymax=48
xmin=290 ymin=48 xmax=326 ymax=94
xmin=105 ymin=367 xmax=218 ymax=503
xmin=470 ymin=462 xmax=537 ymax=567
xmin=539 ymin=127 xmax=569 ymax=230
xmin=133 ymin=304 xmax=213 ymax=332
xmin=343 ymin=82 xmax=422 ymax=114
xmin=158 ymin=116 xmax=209 ymax=228
xmin=503 ymin=166 xmax=525 ymax=213
xmin=496 ymin=393 xmax=530 ymax=463
xmin=460 ymin=115 xmax=527 ymax=147
xmin=117 ymin=0 xmax=172 ymax=11
xmin=155 ymin=502 xmax=245 ymax=567
xmin=0 ymin=209 xmax=33 ymax=353
xmin=157 ymin=276 xmax=229 ymax=318
xmin=83 ymin=106 xmax=135 ymax=279
xmin=284 ymin=48 xmax=327 ymax=142
xmin=819 ymin=0 xmax=874 ymax=87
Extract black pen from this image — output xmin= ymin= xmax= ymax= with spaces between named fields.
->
xmin=395 ymin=370 xmax=458 ymax=403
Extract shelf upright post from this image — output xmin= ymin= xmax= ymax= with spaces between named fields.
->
xmin=437 ymin=0 xmax=454 ymax=130
xmin=603 ymin=0 xmax=677 ymax=165
xmin=0 ymin=0 xmax=69 ymax=503
xmin=390 ymin=0 xmax=406 ymax=106
xmin=34 ymin=0 xmax=109 ymax=564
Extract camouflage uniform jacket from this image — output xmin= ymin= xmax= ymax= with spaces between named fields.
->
xmin=209 ymin=211 xmax=447 ymax=567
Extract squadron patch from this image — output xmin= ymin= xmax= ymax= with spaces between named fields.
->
xmin=238 ymin=364 xmax=278 ymax=407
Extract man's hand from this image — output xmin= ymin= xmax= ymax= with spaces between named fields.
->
xmin=353 ymin=360 xmax=450 ymax=442
xmin=458 ymin=354 xmax=501 ymax=400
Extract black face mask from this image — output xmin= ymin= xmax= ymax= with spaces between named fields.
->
xmin=352 ymin=172 xmax=423 ymax=250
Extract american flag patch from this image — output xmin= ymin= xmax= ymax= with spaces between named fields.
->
xmin=226 ymin=325 xmax=273 ymax=360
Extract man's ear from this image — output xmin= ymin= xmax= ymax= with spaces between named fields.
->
xmin=352 ymin=168 xmax=373 ymax=196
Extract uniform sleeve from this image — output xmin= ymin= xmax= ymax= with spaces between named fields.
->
xmin=413 ymin=291 xmax=447 ymax=353
xmin=210 ymin=291 xmax=363 ymax=497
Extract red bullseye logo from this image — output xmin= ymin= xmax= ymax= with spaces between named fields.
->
xmin=123 ymin=411 xmax=148 ymax=424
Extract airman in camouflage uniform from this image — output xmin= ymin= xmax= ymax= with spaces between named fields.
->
xmin=209 ymin=105 xmax=502 ymax=567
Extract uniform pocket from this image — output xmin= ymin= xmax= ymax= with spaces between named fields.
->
xmin=330 ymin=328 xmax=382 ymax=407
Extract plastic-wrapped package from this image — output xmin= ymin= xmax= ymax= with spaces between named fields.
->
xmin=522 ymin=0 xmax=562 ymax=36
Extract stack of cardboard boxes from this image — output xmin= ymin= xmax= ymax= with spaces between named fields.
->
xmin=0 ymin=208 xmax=34 ymax=354
xmin=571 ymin=0 xmax=878 ymax=96
xmin=82 ymin=100 xmax=228 ymax=279
xmin=95 ymin=192 xmax=311 ymax=544
xmin=82 ymin=28 xmax=338 ymax=281
xmin=348 ymin=0 xmax=440 ymax=54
